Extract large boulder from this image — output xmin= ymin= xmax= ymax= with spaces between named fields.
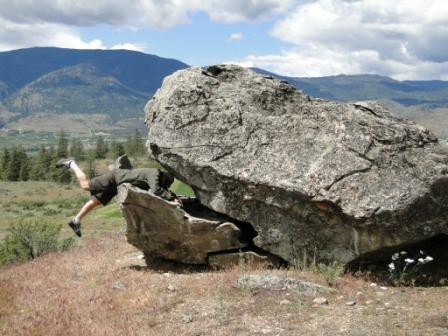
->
xmin=145 ymin=64 xmax=448 ymax=264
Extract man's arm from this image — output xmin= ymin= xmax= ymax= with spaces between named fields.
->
xmin=154 ymin=187 xmax=178 ymax=202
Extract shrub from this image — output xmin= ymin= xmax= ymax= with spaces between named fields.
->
xmin=0 ymin=219 xmax=61 ymax=266
xmin=60 ymin=237 xmax=76 ymax=251
xmin=21 ymin=200 xmax=46 ymax=210
xmin=318 ymin=261 xmax=344 ymax=285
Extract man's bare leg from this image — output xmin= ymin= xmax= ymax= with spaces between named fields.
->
xmin=55 ymin=158 xmax=90 ymax=191
xmin=74 ymin=198 xmax=102 ymax=223
xmin=70 ymin=162 xmax=90 ymax=191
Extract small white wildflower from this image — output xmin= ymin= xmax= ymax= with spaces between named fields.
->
xmin=418 ymin=258 xmax=425 ymax=264
xmin=391 ymin=253 xmax=399 ymax=261
xmin=425 ymin=256 xmax=434 ymax=262
xmin=400 ymin=251 xmax=407 ymax=255
xmin=419 ymin=250 xmax=425 ymax=255
xmin=388 ymin=262 xmax=395 ymax=271
xmin=404 ymin=258 xmax=415 ymax=264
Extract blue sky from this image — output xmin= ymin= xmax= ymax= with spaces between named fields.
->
xmin=1 ymin=0 xmax=448 ymax=80
xmin=78 ymin=12 xmax=285 ymax=67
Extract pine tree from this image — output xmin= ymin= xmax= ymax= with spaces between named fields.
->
xmin=6 ymin=146 xmax=27 ymax=181
xmin=95 ymin=135 xmax=108 ymax=159
xmin=57 ymin=166 xmax=72 ymax=184
xmin=30 ymin=146 xmax=51 ymax=180
xmin=56 ymin=130 xmax=69 ymax=158
xmin=70 ymin=138 xmax=85 ymax=161
xmin=19 ymin=155 xmax=30 ymax=181
xmin=0 ymin=147 xmax=10 ymax=180
xmin=133 ymin=129 xmax=145 ymax=155
xmin=125 ymin=129 xmax=145 ymax=157
xmin=109 ymin=140 xmax=125 ymax=159
xmin=48 ymin=144 xmax=55 ymax=158
xmin=86 ymin=150 xmax=97 ymax=179
xmin=52 ymin=133 xmax=72 ymax=183
xmin=47 ymin=145 xmax=59 ymax=182
xmin=125 ymin=134 xmax=135 ymax=156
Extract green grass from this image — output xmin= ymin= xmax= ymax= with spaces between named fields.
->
xmin=0 ymin=181 xmax=124 ymax=241
xmin=170 ymin=179 xmax=195 ymax=197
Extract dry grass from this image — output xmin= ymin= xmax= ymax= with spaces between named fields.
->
xmin=1 ymin=234 xmax=448 ymax=336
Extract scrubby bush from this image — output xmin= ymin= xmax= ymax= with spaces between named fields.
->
xmin=60 ymin=237 xmax=76 ymax=251
xmin=0 ymin=220 xmax=61 ymax=266
xmin=318 ymin=261 xmax=344 ymax=285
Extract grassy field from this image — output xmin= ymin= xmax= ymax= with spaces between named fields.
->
xmin=0 ymin=164 xmax=194 ymax=241
xmin=0 ymin=181 xmax=125 ymax=240
xmin=1 ymin=234 xmax=448 ymax=335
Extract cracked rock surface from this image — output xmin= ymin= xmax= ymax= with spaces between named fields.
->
xmin=117 ymin=184 xmax=244 ymax=264
xmin=146 ymin=64 xmax=448 ymax=263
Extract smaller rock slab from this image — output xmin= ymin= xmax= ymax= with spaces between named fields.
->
xmin=117 ymin=184 xmax=245 ymax=264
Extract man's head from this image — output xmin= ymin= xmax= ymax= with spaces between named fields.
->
xmin=159 ymin=171 xmax=174 ymax=189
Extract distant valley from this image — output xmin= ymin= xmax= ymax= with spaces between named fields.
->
xmin=0 ymin=47 xmax=447 ymax=139
xmin=0 ymin=47 xmax=188 ymax=133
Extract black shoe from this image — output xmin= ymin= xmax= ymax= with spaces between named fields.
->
xmin=56 ymin=157 xmax=75 ymax=169
xmin=68 ymin=219 xmax=82 ymax=237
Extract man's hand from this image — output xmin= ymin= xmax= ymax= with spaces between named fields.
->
xmin=173 ymin=196 xmax=183 ymax=207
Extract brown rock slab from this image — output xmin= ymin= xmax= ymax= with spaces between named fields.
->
xmin=117 ymin=184 xmax=245 ymax=264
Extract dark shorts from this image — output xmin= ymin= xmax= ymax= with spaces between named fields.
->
xmin=89 ymin=171 xmax=117 ymax=206
xmin=89 ymin=168 xmax=175 ymax=206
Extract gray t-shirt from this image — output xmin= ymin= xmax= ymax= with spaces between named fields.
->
xmin=89 ymin=168 xmax=175 ymax=205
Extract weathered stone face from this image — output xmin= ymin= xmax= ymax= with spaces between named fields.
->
xmin=145 ymin=64 xmax=448 ymax=264
xmin=117 ymin=184 xmax=245 ymax=264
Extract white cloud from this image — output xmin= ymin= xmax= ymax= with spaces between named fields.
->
xmin=193 ymin=0 xmax=295 ymax=24
xmin=111 ymin=43 xmax=145 ymax=52
xmin=0 ymin=0 xmax=295 ymax=29
xmin=233 ymin=0 xmax=448 ymax=79
xmin=0 ymin=18 xmax=105 ymax=51
xmin=0 ymin=17 xmax=145 ymax=53
xmin=0 ymin=0 xmax=295 ymax=53
xmin=229 ymin=32 xmax=244 ymax=41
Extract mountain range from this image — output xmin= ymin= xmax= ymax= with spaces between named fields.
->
xmin=0 ymin=47 xmax=187 ymax=131
xmin=0 ymin=47 xmax=447 ymax=137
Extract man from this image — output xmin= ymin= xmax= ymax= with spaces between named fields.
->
xmin=56 ymin=156 xmax=177 ymax=237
